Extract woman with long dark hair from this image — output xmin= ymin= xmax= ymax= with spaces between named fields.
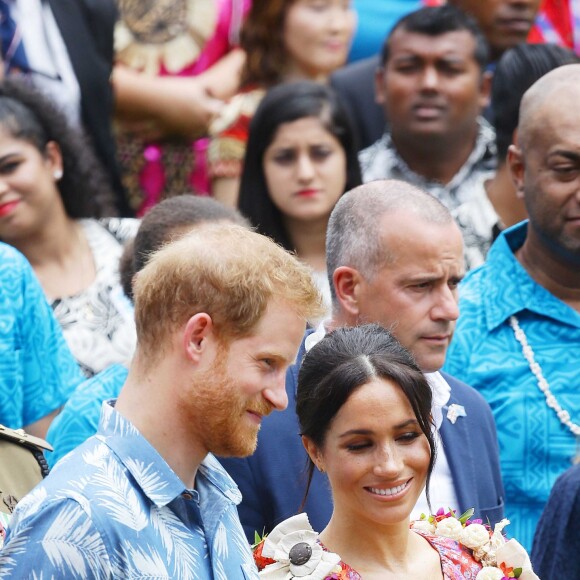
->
xmin=239 ymin=81 xmax=361 ymax=312
xmin=0 ymin=80 xmax=138 ymax=377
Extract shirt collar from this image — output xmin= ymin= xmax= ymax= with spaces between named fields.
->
xmin=383 ymin=116 xmax=496 ymax=190
xmin=481 ymin=221 xmax=580 ymax=330
xmin=98 ymin=401 xmax=241 ymax=507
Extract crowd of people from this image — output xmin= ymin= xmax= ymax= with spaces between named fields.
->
xmin=0 ymin=0 xmax=579 ymax=578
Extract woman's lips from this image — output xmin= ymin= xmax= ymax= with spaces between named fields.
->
xmin=0 ymin=200 xmax=20 ymax=217
xmin=295 ymin=189 xmax=321 ymax=198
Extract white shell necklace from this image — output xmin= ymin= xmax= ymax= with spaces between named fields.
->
xmin=509 ymin=315 xmax=580 ymax=465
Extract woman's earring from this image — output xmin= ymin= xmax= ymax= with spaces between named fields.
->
xmin=54 ymin=169 xmax=63 ymax=180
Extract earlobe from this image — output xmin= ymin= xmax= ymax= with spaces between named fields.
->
xmin=507 ymin=144 xmax=526 ymax=200
xmin=302 ymin=436 xmax=324 ymax=472
xmin=479 ymin=71 xmax=493 ymax=110
xmin=374 ymin=67 xmax=386 ymax=105
xmin=45 ymin=141 xmax=63 ymax=176
xmin=183 ymin=313 xmax=214 ymax=362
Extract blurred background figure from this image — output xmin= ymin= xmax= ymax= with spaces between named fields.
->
xmin=359 ymin=6 xmax=496 ymax=213
xmin=0 ymin=242 xmax=82 ymax=438
xmin=449 ymin=0 xmax=542 ymax=62
xmin=46 ymin=195 xmax=248 ymax=467
xmin=530 ymin=0 xmax=580 ymax=54
xmin=238 ymin=81 xmax=361 ymax=314
xmin=532 ymin=464 xmax=580 ymax=577
xmin=331 ymin=0 xmax=544 ymax=152
xmin=0 ymin=80 xmax=138 ymax=377
xmin=453 ymin=42 xmax=579 ymax=270
xmin=112 ymin=0 xmax=251 ymax=215
xmin=0 ymin=0 xmax=128 ymax=214
xmin=208 ymin=0 xmax=356 ymax=206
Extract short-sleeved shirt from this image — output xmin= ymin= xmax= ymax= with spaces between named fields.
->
xmin=0 ymin=243 xmax=83 ymax=429
xmin=359 ymin=118 xmax=497 ymax=211
xmin=1 ymin=400 xmax=259 ymax=579
xmin=443 ymin=221 xmax=580 ymax=551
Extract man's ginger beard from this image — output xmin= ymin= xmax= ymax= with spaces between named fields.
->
xmin=183 ymin=343 xmax=274 ymax=458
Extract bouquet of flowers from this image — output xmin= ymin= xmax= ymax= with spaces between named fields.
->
xmin=412 ymin=508 xmax=540 ymax=580
xmin=253 ymin=514 xmax=344 ymax=579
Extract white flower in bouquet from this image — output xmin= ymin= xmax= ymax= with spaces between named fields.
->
xmin=259 ymin=514 xmax=341 ymax=579
xmin=435 ymin=516 xmax=463 ymax=541
xmin=412 ymin=519 xmax=436 ymax=534
xmin=476 ymin=566 xmax=505 ymax=580
xmin=496 ymin=539 xmax=540 ymax=580
xmin=460 ymin=523 xmax=490 ymax=550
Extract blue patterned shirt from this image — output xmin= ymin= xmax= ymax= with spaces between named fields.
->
xmin=0 ymin=243 xmax=83 ymax=429
xmin=444 ymin=222 xmax=580 ymax=551
xmin=1 ymin=401 xmax=259 ymax=579
xmin=46 ymin=364 xmax=129 ymax=467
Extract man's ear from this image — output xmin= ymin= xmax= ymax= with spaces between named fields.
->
xmin=333 ymin=266 xmax=362 ymax=318
xmin=507 ymin=143 xmax=526 ymax=200
xmin=479 ymin=70 xmax=493 ymax=111
xmin=374 ymin=66 xmax=387 ymax=105
xmin=182 ymin=313 xmax=214 ymax=363
xmin=302 ymin=436 xmax=325 ymax=472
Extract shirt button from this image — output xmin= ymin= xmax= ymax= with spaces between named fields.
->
xmin=182 ymin=492 xmax=193 ymax=500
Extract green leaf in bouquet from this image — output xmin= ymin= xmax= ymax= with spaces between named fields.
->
xmin=458 ymin=508 xmax=475 ymax=525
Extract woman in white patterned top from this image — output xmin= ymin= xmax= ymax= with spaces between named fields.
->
xmin=0 ymin=79 xmax=138 ymax=377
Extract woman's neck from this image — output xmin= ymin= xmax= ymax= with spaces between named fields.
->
xmin=284 ymin=215 xmax=328 ymax=272
xmin=12 ymin=216 xmax=96 ymax=300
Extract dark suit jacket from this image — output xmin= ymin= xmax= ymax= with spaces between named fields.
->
xmin=330 ymin=55 xmax=385 ymax=151
xmin=48 ymin=0 xmax=130 ymax=215
xmin=220 ymin=329 xmax=505 ymax=542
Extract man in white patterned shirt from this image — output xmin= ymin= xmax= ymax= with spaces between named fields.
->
xmin=359 ymin=6 xmax=496 ymax=212
xmin=0 ymin=224 xmax=322 ymax=578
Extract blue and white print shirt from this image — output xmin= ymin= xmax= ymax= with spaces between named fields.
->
xmin=444 ymin=221 xmax=580 ymax=551
xmin=0 ymin=401 xmax=259 ymax=579
xmin=0 ymin=243 xmax=83 ymax=429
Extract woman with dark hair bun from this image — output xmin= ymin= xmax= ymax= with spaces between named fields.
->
xmin=253 ymin=325 xmax=488 ymax=578
xmin=0 ymin=79 xmax=138 ymax=377
xmin=239 ymin=81 xmax=361 ymax=314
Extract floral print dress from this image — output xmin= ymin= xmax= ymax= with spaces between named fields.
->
xmin=320 ymin=531 xmax=481 ymax=579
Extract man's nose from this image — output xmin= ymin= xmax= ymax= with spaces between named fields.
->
xmin=432 ymin=286 xmax=460 ymax=322
xmin=420 ymin=67 xmax=439 ymax=91
xmin=263 ymin=373 xmax=288 ymax=412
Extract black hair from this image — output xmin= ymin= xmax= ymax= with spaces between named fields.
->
xmin=121 ymin=195 xmax=249 ymax=300
xmin=380 ymin=5 xmax=489 ymax=70
xmin=0 ymin=79 xmax=116 ymax=217
xmin=238 ymin=81 xmax=362 ymax=251
xmin=296 ymin=324 xmax=436 ymax=510
xmin=492 ymin=43 xmax=579 ymax=160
